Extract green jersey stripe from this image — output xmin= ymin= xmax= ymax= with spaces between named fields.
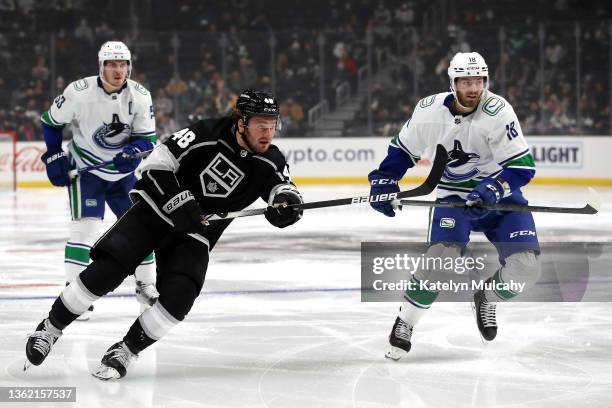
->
xmin=501 ymin=153 xmax=535 ymax=169
xmin=439 ymin=179 xmax=480 ymax=189
xmin=131 ymin=133 xmax=157 ymax=143
xmin=72 ymin=143 xmax=119 ymax=172
xmin=41 ymin=111 xmax=64 ymax=128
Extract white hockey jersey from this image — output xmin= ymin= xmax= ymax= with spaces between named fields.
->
xmin=41 ymin=76 xmax=156 ymax=181
xmin=392 ymin=90 xmax=535 ymax=199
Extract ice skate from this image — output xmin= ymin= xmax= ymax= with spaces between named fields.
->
xmin=385 ymin=317 xmax=413 ymax=360
xmin=473 ymin=289 xmax=497 ymax=341
xmin=92 ymin=341 xmax=138 ymax=380
xmin=24 ymin=319 xmax=62 ymax=370
xmin=135 ymin=280 xmax=159 ymax=312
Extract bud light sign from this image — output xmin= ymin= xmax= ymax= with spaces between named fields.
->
xmin=530 ymin=141 xmax=582 ymax=169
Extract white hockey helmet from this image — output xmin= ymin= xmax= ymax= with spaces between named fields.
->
xmin=447 ymin=51 xmax=488 ymax=94
xmin=98 ymin=41 xmax=132 ymax=84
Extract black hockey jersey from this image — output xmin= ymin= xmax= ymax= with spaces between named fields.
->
xmin=131 ymin=117 xmax=293 ymax=248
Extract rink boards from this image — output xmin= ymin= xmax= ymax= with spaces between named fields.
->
xmin=6 ymin=136 xmax=612 ymax=188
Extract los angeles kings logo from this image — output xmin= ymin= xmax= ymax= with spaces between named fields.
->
xmin=200 ymin=153 xmax=245 ymax=198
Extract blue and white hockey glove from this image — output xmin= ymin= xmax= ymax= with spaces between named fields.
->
xmin=368 ymin=169 xmax=400 ymax=217
xmin=113 ymin=139 xmax=153 ymax=173
xmin=41 ymin=149 xmax=70 ymax=187
xmin=464 ymin=177 xmax=507 ymax=219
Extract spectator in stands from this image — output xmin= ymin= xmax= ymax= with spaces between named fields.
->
xmin=2 ymin=1 xmax=611 ymax=139
xmin=395 ymin=2 xmax=415 ymax=25
xmin=155 ymin=111 xmax=178 ymax=141
xmin=74 ymin=18 xmax=94 ymax=46
xmin=94 ymin=21 xmax=115 ymax=43
xmin=239 ymin=57 xmax=258 ymax=89
xmin=154 ymin=88 xmax=173 ymax=116
xmin=31 ymin=56 xmax=49 ymax=81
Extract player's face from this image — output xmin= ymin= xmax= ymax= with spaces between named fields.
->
xmin=240 ymin=116 xmax=278 ymax=153
xmin=455 ymin=77 xmax=485 ymax=108
xmin=102 ymin=60 xmax=129 ymax=90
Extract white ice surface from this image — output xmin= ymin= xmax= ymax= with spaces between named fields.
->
xmin=1 ymin=185 xmax=611 ymax=408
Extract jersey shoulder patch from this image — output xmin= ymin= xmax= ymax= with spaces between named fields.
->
xmin=481 ymin=93 xmax=508 ymax=116
xmin=64 ymin=77 xmax=97 ymax=100
xmin=72 ymin=78 xmax=90 ymax=92
xmin=418 ymin=94 xmax=438 ymax=109
xmin=412 ymin=92 xmax=449 ymax=124
xmin=129 ymin=80 xmax=150 ymax=96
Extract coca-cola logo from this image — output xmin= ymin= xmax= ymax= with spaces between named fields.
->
xmin=0 ymin=153 xmax=8 ymax=169
xmin=16 ymin=146 xmax=46 ymax=173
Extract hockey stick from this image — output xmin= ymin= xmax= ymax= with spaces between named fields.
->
xmin=202 ymin=144 xmax=449 ymax=222
xmin=68 ymin=149 xmax=153 ymax=178
xmin=392 ymin=187 xmax=601 ymax=215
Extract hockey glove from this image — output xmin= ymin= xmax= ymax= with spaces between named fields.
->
xmin=113 ymin=139 xmax=152 ymax=173
xmin=161 ymin=191 xmax=204 ymax=234
xmin=464 ymin=177 xmax=507 ymax=219
xmin=368 ymin=169 xmax=400 ymax=217
xmin=265 ymin=185 xmax=303 ymax=228
xmin=41 ymin=149 xmax=71 ymax=186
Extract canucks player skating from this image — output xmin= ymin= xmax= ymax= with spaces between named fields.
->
xmin=39 ymin=41 xmax=158 ymax=319
xmin=368 ymin=52 xmax=541 ymax=359
xmin=25 ymin=90 xmax=303 ymax=380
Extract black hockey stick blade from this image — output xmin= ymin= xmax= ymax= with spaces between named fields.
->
xmin=203 ymin=144 xmax=448 ymax=222
xmin=395 ymin=187 xmax=600 ymax=215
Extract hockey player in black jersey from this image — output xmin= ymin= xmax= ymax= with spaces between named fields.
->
xmin=24 ymin=89 xmax=304 ymax=380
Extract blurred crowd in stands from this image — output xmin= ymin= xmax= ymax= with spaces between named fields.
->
xmin=0 ymin=0 xmax=610 ymax=141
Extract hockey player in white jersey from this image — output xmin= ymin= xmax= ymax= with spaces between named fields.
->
xmin=40 ymin=41 xmax=158 ymax=319
xmin=368 ymin=52 xmax=541 ymax=359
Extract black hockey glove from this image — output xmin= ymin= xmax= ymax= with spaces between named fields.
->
xmin=264 ymin=184 xmax=303 ymax=229
xmin=161 ymin=190 xmax=204 ymax=234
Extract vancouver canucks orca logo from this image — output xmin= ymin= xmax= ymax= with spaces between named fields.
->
xmin=444 ymin=140 xmax=481 ymax=181
xmin=93 ymin=114 xmax=131 ymax=149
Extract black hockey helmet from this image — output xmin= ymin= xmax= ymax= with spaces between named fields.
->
xmin=236 ymin=89 xmax=280 ymax=118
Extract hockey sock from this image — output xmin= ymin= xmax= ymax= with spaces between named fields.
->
xmin=64 ymin=218 xmax=100 ymax=283
xmin=484 ymin=251 xmax=540 ymax=302
xmin=403 ymin=275 xmax=440 ymax=309
xmin=123 ymin=319 xmax=157 ymax=354
xmin=134 ymin=252 xmax=156 ymax=284
xmin=50 ymin=275 xmax=97 ymax=329
xmin=128 ymin=301 xmax=180 ymax=352
xmin=398 ymin=302 xmax=428 ymax=327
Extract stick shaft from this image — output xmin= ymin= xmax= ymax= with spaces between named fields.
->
xmin=68 ymin=149 xmax=153 ymax=178
xmin=394 ymin=199 xmax=598 ymax=215
xmin=203 ymin=144 xmax=449 ymax=222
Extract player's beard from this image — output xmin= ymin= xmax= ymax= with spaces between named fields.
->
xmin=240 ymin=129 xmax=269 ymax=154
xmin=457 ymin=90 xmax=482 ymax=109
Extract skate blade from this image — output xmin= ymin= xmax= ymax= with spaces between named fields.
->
xmin=92 ymin=365 xmax=121 ymax=381
xmin=385 ymin=346 xmax=406 ymax=361
xmin=23 ymin=360 xmax=32 ymax=371
xmin=470 ymin=302 xmax=487 ymax=345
